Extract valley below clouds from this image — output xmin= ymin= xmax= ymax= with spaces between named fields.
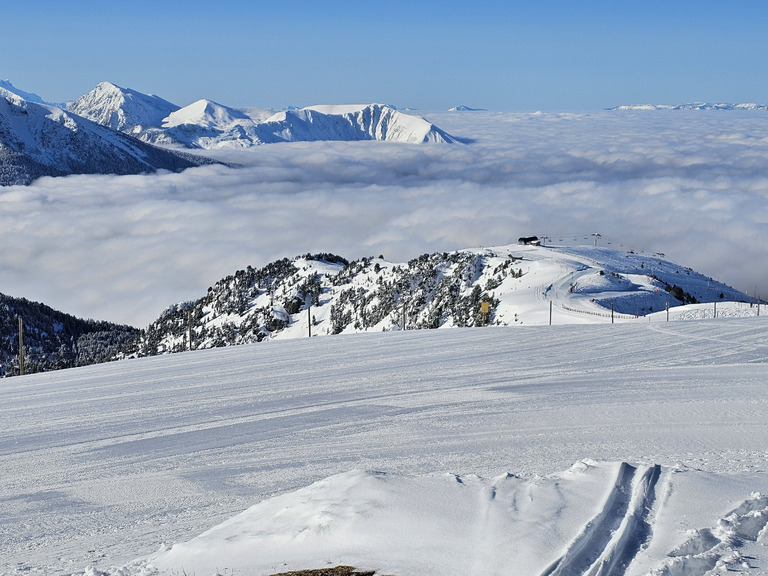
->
xmin=2 ymin=109 xmax=766 ymax=327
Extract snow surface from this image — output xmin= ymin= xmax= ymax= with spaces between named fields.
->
xmin=2 ymin=318 xmax=768 ymax=576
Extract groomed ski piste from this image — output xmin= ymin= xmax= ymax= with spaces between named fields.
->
xmin=2 ymin=311 xmax=768 ymax=576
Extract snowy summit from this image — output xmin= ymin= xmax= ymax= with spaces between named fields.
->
xmin=68 ymin=81 xmax=180 ymax=133
xmin=448 ymin=104 xmax=487 ymax=111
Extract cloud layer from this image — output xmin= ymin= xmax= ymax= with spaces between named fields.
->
xmin=1 ymin=110 xmax=766 ymax=326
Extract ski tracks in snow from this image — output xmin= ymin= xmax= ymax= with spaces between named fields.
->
xmin=542 ymin=463 xmax=662 ymax=576
xmin=541 ymin=463 xmax=768 ymax=576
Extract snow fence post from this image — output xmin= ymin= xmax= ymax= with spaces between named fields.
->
xmin=18 ymin=316 xmax=24 ymax=376
xmin=188 ymin=309 xmax=193 ymax=351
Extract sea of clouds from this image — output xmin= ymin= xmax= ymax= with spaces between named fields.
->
xmin=1 ymin=109 xmax=766 ymax=326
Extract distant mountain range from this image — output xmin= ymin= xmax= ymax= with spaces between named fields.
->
xmin=1 ymin=244 xmax=755 ymax=376
xmin=0 ymin=85 xmax=217 ymax=186
xmin=69 ymin=82 xmax=456 ymax=148
xmin=611 ymin=102 xmax=768 ymax=111
xmin=0 ymin=80 xmax=458 ymax=185
xmin=448 ymin=105 xmax=487 ymax=111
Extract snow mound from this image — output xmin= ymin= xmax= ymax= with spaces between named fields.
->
xmin=94 ymin=464 xmax=768 ymax=576
xmin=120 ymin=463 xmax=651 ymax=576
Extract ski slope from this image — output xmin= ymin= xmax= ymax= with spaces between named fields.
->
xmin=2 ymin=318 xmax=768 ymax=576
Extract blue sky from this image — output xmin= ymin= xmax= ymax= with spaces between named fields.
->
xmin=2 ymin=0 xmax=768 ymax=110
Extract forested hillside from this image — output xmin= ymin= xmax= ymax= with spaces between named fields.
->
xmin=0 ymin=293 xmax=138 ymax=376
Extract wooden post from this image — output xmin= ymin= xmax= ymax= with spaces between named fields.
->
xmin=403 ymin=301 xmax=407 ymax=330
xmin=714 ymin=301 xmax=717 ymax=319
xmin=188 ymin=309 xmax=193 ymax=351
xmin=18 ymin=316 xmax=24 ymax=376
xmin=611 ymin=301 xmax=614 ymax=324
xmin=666 ymin=300 xmax=669 ymax=322
xmin=549 ymin=300 xmax=552 ymax=326
xmin=308 ymin=305 xmax=312 ymax=338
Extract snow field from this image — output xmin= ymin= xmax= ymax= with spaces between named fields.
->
xmin=2 ymin=317 xmax=768 ymax=575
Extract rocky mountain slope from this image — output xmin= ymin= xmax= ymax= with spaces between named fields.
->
xmin=0 ymin=86 xmax=217 ymax=186
xmin=68 ymin=82 xmax=457 ymax=148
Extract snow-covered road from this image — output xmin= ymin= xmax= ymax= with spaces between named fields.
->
xmin=2 ymin=318 xmax=768 ymax=575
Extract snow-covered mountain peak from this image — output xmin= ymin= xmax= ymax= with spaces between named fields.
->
xmin=163 ymin=99 xmax=251 ymax=129
xmin=68 ymin=81 xmax=180 ymax=133
xmin=449 ymin=104 xmax=486 ymax=111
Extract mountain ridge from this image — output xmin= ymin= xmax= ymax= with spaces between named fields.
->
xmin=611 ymin=101 xmax=768 ymax=111
xmin=0 ymin=79 xmax=67 ymax=108
xmin=66 ymin=82 xmax=458 ymax=148
xmin=0 ymin=86 xmax=219 ymax=186
xmin=2 ymin=244 xmax=757 ymax=376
